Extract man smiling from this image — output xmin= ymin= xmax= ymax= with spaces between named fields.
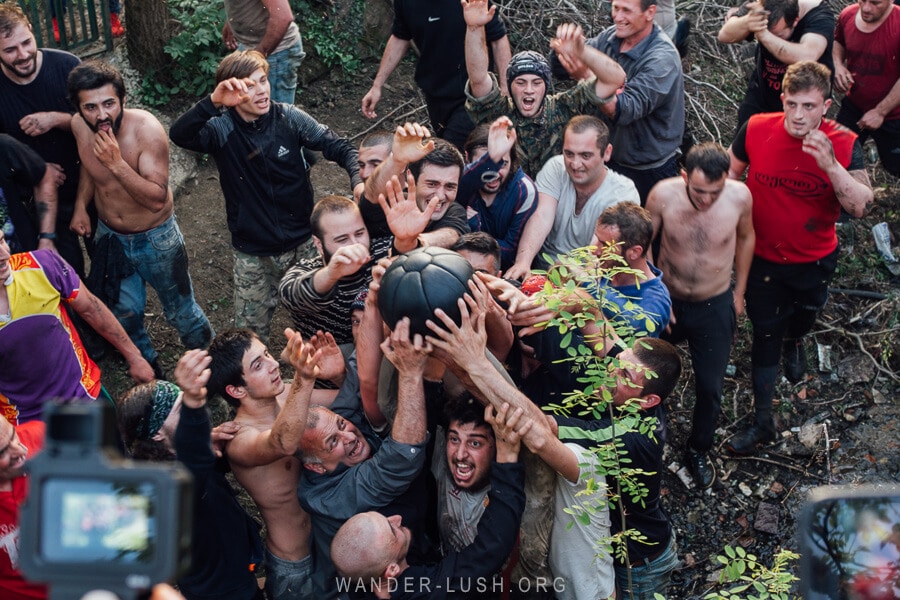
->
xmin=507 ymin=115 xmax=639 ymax=277
xmin=463 ymin=0 xmax=626 ymax=178
xmin=297 ymin=319 xmax=430 ymax=598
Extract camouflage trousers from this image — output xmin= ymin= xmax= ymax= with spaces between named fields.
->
xmin=233 ymin=239 xmax=317 ymax=343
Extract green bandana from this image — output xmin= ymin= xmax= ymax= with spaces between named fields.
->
xmin=138 ymin=381 xmax=180 ymax=440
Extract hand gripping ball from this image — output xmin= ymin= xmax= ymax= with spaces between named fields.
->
xmin=377 ymin=247 xmax=475 ymax=336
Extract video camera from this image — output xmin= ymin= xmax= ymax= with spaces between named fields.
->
xmin=19 ymin=402 xmax=193 ymax=600
xmin=799 ymin=484 xmax=900 ymax=599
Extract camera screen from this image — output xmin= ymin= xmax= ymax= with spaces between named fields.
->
xmin=40 ymin=479 xmax=156 ymax=564
xmin=803 ymin=494 xmax=900 ymax=599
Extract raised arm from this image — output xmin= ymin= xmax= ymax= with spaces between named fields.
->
xmin=381 ymin=318 xmax=430 ymax=445
xmin=463 ymin=0 xmax=497 ymax=99
xmin=78 ymin=113 xmax=171 ymax=213
xmin=357 ymin=260 xmax=391 ymax=429
xmin=551 ymin=23 xmax=625 ymax=99
xmin=490 ymin=35 xmax=512 ymax=93
xmin=802 ymin=132 xmax=872 ymax=218
xmin=228 ymin=329 xmax=319 ymax=467
xmin=364 ymin=123 xmax=434 ymax=206
xmin=717 ymin=1 xmax=762 ymax=43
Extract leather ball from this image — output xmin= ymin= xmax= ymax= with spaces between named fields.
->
xmin=378 ymin=247 xmax=474 ymax=336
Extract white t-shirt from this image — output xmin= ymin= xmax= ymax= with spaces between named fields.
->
xmin=550 ymin=443 xmax=615 ymax=600
xmin=535 ymin=156 xmax=639 ymax=266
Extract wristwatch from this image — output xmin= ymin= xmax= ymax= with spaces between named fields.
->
xmin=38 ymin=232 xmax=57 ymax=240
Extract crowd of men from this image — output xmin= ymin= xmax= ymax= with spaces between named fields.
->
xmin=0 ymin=0 xmax=895 ymax=597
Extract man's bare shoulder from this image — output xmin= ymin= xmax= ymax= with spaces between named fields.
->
xmin=722 ymin=178 xmax=753 ymax=208
xmin=122 ymin=109 xmax=167 ymax=142
xmin=647 ymin=176 xmax=688 ymax=211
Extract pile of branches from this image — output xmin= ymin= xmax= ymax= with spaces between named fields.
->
xmin=496 ymin=0 xmax=899 ymax=384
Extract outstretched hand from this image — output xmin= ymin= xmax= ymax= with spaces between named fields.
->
xmin=487 ymin=116 xmax=517 ymax=163
xmin=461 ymin=0 xmax=496 ymax=28
xmin=282 ymin=328 xmax=321 ymax=382
xmin=381 ymin=317 xmax=432 ymax=376
xmin=174 ymin=349 xmax=212 ymax=408
xmin=380 ymin=172 xmax=439 ymax=250
xmin=391 ymin=122 xmax=435 ymax=165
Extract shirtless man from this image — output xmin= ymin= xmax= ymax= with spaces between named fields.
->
xmin=646 ymin=142 xmax=755 ymax=488
xmin=207 ymin=327 xmax=321 ymax=600
xmin=68 ymin=61 xmax=212 ymax=373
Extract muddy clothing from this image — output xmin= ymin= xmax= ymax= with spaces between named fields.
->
xmin=465 ymin=74 xmax=612 ymax=178
xmin=233 ymin=239 xmax=318 ymax=343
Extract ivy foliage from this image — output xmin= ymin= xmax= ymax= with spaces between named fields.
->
xmin=139 ymin=0 xmax=226 ymax=107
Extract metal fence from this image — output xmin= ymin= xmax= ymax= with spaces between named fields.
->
xmin=18 ymin=0 xmax=113 ymax=55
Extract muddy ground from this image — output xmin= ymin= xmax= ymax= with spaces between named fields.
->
xmin=93 ymin=28 xmax=900 ymax=598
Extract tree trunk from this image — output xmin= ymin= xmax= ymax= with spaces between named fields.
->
xmin=125 ymin=0 xmax=171 ymax=73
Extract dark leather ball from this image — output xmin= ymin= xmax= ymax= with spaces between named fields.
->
xmin=377 ymin=247 xmax=474 ymax=336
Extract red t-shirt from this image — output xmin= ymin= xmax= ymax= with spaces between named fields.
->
xmin=0 ymin=421 xmax=47 ymax=600
xmin=835 ymin=4 xmax=900 ymax=121
xmin=742 ymin=113 xmax=857 ymax=263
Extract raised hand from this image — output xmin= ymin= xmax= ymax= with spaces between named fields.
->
xmin=461 ymin=0 xmax=497 ymax=28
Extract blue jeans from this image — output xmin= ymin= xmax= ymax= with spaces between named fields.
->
xmin=240 ymin=38 xmax=306 ymax=105
xmin=265 ymin=549 xmax=315 ymax=600
xmin=615 ymin=534 xmax=679 ymax=599
xmin=96 ymin=216 xmax=213 ymax=364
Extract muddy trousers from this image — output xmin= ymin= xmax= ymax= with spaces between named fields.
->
xmin=745 ymin=249 xmax=838 ymax=426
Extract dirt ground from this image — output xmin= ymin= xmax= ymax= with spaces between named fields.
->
xmin=94 ymin=35 xmax=900 ymax=598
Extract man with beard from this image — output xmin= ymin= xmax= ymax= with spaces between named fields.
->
xmin=434 ymin=394 xmax=497 ymax=554
xmin=645 ymin=142 xmax=755 ymax=488
xmin=279 ymin=195 xmax=393 ymax=346
xmin=457 ymin=117 xmax=538 ymax=273
xmin=170 ymin=50 xmax=362 ymax=343
xmin=0 ymin=2 xmax=87 ymax=277
xmin=68 ymin=61 xmax=213 ymax=376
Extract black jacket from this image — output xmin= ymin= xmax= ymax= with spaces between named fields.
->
xmin=170 ymin=98 xmax=361 ymax=256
